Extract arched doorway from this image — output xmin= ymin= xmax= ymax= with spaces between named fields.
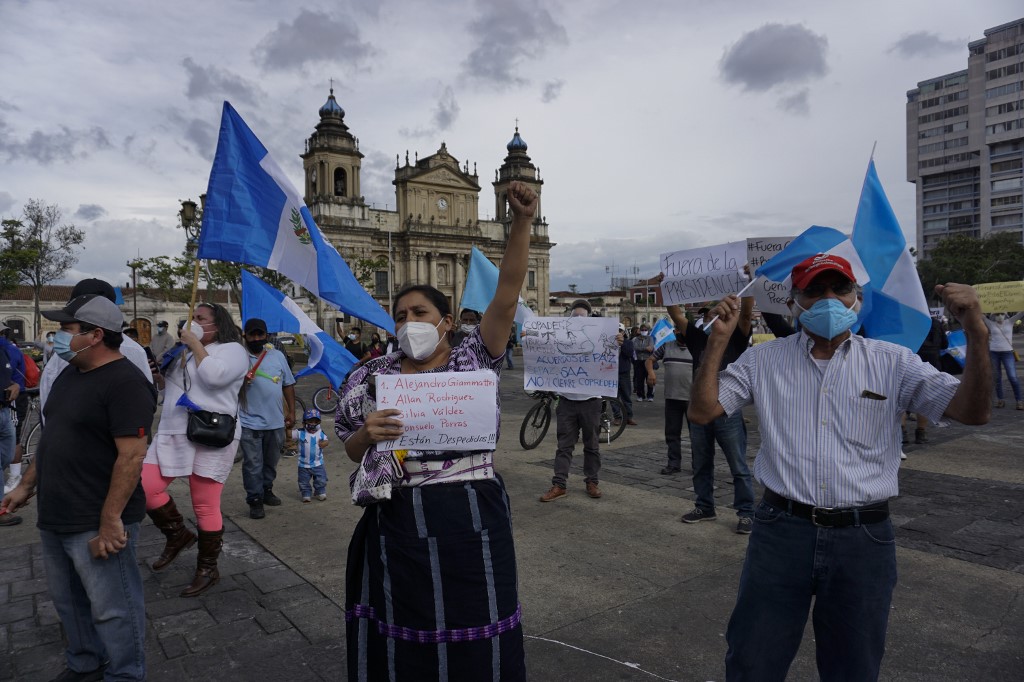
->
xmin=132 ymin=319 xmax=152 ymax=347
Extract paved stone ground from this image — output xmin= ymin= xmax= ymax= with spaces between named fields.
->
xmin=0 ymin=518 xmax=345 ymax=681
xmin=3 ymin=347 xmax=1023 ymax=680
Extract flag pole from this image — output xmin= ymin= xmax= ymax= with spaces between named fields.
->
xmin=181 ymin=259 xmax=202 ymax=370
xmin=701 ymin=277 xmax=758 ymax=333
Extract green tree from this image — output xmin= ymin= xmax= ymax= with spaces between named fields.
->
xmin=9 ymin=200 xmax=85 ymax=336
xmin=917 ymin=233 xmax=1024 ymax=297
xmin=131 ymin=201 xmax=293 ymax=315
xmin=0 ymin=219 xmax=37 ymax=295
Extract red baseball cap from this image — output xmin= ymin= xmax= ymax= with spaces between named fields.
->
xmin=791 ymin=253 xmax=856 ymax=290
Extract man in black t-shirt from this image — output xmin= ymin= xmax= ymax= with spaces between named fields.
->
xmin=2 ymin=294 xmax=155 ymax=681
xmin=668 ymin=299 xmax=756 ymax=535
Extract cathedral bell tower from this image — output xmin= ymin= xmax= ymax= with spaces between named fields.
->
xmin=493 ymin=126 xmax=544 ymax=228
xmin=301 ymin=87 xmax=365 ymax=213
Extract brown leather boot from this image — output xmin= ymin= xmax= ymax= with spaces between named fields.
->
xmin=180 ymin=528 xmax=223 ymax=598
xmin=147 ymin=498 xmax=197 ymax=571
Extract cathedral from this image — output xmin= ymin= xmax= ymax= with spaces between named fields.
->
xmin=301 ymin=88 xmax=554 ymax=328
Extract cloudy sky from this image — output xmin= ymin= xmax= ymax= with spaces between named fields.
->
xmin=1 ymin=0 xmax=1019 ymax=294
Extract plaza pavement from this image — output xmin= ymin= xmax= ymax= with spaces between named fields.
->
xmin=2 ymin=348 xmax=1023 ymax=681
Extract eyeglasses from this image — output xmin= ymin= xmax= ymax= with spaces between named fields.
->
xmin=797 ymin=281 xmax=855 ymax=298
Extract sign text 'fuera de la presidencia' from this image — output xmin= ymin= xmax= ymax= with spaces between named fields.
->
xmin=659 ymin=241 xmax=748 ymax=306
xmin=375 ymin=370 xmax=498 ymax=451
xmin=522 ymin=317 xmax=619 ymax=397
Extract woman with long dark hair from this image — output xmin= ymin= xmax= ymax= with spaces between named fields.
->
xmin=336 ymin=181 xmax=537 ymax=681
xmin=142 ymin=302 xmax=249 ymax=597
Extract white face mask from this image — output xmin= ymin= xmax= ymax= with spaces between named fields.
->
xmin=398 ymin=319 xmax=445 ymax=360
xmin=460 ymin=323 xmax=478 ymax=334
xmin=189 ymin=321 xmax=214 ymax=338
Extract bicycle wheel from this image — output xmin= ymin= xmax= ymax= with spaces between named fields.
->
xmin=313 ymin=386 xmax=339 ymax=414
xmin=600 ymin=398 xmax=628 ymax=443
xmin=519 ymin=400 xmax=552 ymax=450
xmin=23 ymin=423 xmax=42 ymax=465
xmin=292 ymin=396 xmax=307 ymax=422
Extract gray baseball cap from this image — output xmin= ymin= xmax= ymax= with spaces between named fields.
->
xmin=43 ymin=294 xmax=124 ymax=332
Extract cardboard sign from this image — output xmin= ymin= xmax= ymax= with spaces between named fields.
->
xmin=746 ymin=236 xmax=796 ymax=314
xmin=375 ymin=370 xmax=498 ymax=451
xmin=522 ymin=317 xmax=619 ymax=397
xmin=974 ymin=281 xmax=1024 ymax=313
xmin=746 ymin=237 xmax=795 ymax=270
xmin=659 ymin=241 xmax=747 ymax=305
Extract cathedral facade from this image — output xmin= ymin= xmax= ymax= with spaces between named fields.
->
xmin=300 ymin=89 xmax=554 ymax=329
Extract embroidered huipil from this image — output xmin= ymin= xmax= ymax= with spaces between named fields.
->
xmin=336 ymin=327 xmax=504 ymax=488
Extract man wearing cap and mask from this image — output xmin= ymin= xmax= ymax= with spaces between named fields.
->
xmin=149 ymin=319 xmax=175 ymax=364
xmin=539 ymin=298 xmax=605 ymax=502
xmin=689 ymin=253 xmax=991 ymax=681
xmin=39 ymin=278 xmax=153 ymax=415
xmin=238 ymin=318 xmax=296 ymax=519
xmin=2 ymin=294 xmax=157 ymax=681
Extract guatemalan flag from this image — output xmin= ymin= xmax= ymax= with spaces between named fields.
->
xmin=240 ymin=270 xmax=358 ymax=390
xmin=754 ymin=225 xmax=871 ymax=293
xmin=850 ymin=159 xmax=931 ymax=351
xmin=198 ymin=102 xmax=394 ymax=333
xmin=460 ymin=246 xmax=536 ymax=325
xmin=651 ymin=317 xmax=675 ymax=349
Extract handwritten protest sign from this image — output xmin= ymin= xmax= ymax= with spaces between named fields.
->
xmin=375 ymin=370 xmax=498 ymax=451
xmin=522 ymin=317 xmax=619 ymax=397
xmin=746 ymin=236 xmax=796 ymax=314
xmin=747 ymin=237 xmax=794 ymax=270
xmin=974 ymin=281 xmax=1024 ymax=313
xmin=660 ymin=241 xmax=747 ymax=305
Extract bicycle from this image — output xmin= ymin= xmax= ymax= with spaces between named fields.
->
xmin=599 ymin=397 xmax=627 ymax=444
xmin=18 ymin=387 xmax=42 ymax=467
xmin=518 ymin=393 xmax=627 ymax=449
xmin=312 ymin=385 xmax=339 ymax=414
xmin=519 ymin=391 xmax=556 ymax=450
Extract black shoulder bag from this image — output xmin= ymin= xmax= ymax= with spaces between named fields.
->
xmin=182 ymin=354 xmax=237 ymax=448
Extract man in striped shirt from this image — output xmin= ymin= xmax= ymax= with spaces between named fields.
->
xmin=689 ymin=253 xmax=991 ymax=682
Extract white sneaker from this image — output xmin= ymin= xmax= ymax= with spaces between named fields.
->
xmin=900 ymin=451 xmax=907 ymax=461
xmin=3 ymin=475 xmax=21 ymax=495
xmin=316 ymin=493 xmax=327 ymax=501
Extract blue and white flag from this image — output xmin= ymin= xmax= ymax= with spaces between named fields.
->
xmin=651 ymin=317 xmax=675 ymax=349
xmin=240 ymin=270 xmax=357 ymax=390
xmin=754 ymin=225 xmax=870 ymax=287
xmin=942 ymin=330 xmax=967 ymax=367
xmin=460 ymin=246 xmax=535 ymax=325
xmin=199 ymin=102 xmax=394 ymax=333
xmin=851 ymin=159 xmax=931 ymax=351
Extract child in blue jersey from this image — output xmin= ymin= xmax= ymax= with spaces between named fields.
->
xmin=292 ymin=409 xmax=329 ymax=502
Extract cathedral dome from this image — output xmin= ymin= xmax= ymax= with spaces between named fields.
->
xmin=506 ymin=127 xmax=527 ymax=152
xmin=319 ymin=88 xmax=345 ymax=118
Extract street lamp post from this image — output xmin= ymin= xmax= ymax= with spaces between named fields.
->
xmin=179 ymin=194 xmax=206 ymax=315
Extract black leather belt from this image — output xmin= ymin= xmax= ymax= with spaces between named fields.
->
xmin=763 ymin=489 xmax=889 ymax=528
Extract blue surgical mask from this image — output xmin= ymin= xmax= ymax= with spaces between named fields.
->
xmin=791 ymin=298 xmax=859 ymax=340
xmin=53 ymin=330 xmax=92 ymax=362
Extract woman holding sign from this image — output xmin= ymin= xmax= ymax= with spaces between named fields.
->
xmin=336 ymin=180 xmax=537 ymax=681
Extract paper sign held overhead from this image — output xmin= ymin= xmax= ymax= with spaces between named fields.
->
xmin=659 ymin=241 xmax=748 ymax=305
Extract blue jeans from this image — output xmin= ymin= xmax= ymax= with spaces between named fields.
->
xmin=506 ymin=350 xmax=514 ymax=369
xmin=40 ymin=524 xmax=146 ymax=681
xmin=241 ymin=427 xmax=284 ymax=503
xmin=725 ymin=500 xmax=897 ymax=681
xmin=688 ymin=411 xmax=753 ymax=517
xmin=0 ymin=407 xmax=14 ymax=492
xmin=990 ymin=350 xmax=1021 ymax=401
xmin=298 ymin=464 xmax=328 ymax=497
